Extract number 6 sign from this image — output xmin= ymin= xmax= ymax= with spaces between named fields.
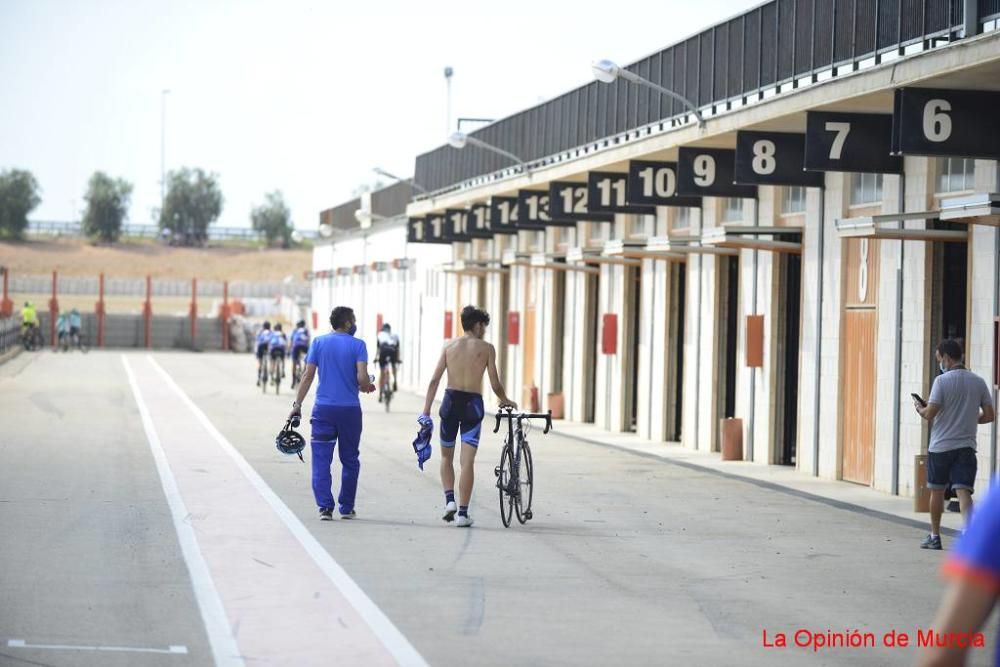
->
xmin=891 ymin=87 xmax=1000 ymax=159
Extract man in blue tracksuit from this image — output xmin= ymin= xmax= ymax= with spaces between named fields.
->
xmin=288 ymin=306 xmax=375 ymax=520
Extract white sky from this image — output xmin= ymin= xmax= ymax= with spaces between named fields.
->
xmin=0 ymin=0 xmax=754 ymax=230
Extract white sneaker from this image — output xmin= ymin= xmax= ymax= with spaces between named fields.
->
xmin=442 ymin=501 xmax=457 ymax=522
xmin=456 ymin=514 xmax=474 ymax=528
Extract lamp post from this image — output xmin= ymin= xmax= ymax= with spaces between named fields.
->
xmin=591 ymin=59 xmax=705 ymax=127
xmin=373 ymin=167 xmax=429 ymax=194
xmin=447 ymin=132 xmax=527 ymax=172
xmin=160 ymin=89 xmax=170 ymax=213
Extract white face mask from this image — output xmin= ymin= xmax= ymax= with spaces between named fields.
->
xmin=939 ymin=361 xmax=947 ymax=373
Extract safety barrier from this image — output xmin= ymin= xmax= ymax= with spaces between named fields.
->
xmin=0 ymin=316 xmax=19 ymax=356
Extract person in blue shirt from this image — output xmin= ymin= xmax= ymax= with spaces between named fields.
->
xmin=288 ymin=306 xmax=375 ymax=520
xmin=919 ymin=485 xmax=1000 ymax=666
xmin=255 ymin=321 xmax=271 ymax=386
xmin=268 ymin=324 xmax=289 ymax=384
xmin=68 ymin=308 xmax=82 ymax=341
xmin=290 ymin=320 xmax=311 ymax=386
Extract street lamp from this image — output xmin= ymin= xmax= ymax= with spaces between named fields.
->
xmin=591 ymin=59 xmax=705 ymax=127
xmin=373 ymin=167 xmax=429 ymax=194
xmin=447 ymin=132 xmax=527 ymax=171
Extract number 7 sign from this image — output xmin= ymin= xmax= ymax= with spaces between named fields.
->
xmin=804 ymin=111 xmax=902 ymax=174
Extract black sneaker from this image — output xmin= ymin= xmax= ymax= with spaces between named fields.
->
xmin=340 ymin=511 xmax=357 ymax=520
xmin=920 ymin=534 xmax=942 ymax=550
xmin=319 ymin=508 xmax=334 ymax=521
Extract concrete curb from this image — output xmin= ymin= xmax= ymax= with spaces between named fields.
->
xmin=0 ymin=346 xmax=22 ymax=366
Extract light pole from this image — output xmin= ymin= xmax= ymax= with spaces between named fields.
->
xmin=591 ymin=59 xmax=705 ymax=127
xmin=444 ymin=66 xmax=454 ymax=134
xmin=160 ymin=89 xmax=170 ymax=214
xmin=447 ymin=132 xmax=527 ymax=172
xmin=373 ymin=167 xmax=429 ymax=194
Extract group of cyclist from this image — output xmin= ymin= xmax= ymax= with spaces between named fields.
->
xmin=19 ymin=301 xmax=84 ymax=350
xmin=256 ymin=319 xmax=401 ymax=397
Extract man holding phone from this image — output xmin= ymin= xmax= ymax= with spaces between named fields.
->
xmin=913 ymin=339 xmax=995 ymax=550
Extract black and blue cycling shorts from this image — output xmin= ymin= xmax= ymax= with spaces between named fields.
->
xmin=439 ymin=389 xmax=485 ymax=448
xmin=292 ymin=344 xmax=309 ymax=362
xmin=256 ymin=342 xmax=269 ymax=359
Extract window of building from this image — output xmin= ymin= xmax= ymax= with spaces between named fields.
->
xmin=782 ymin=186 xmax=806 ymax=214
xmin=850 ymin=173 xmax=883 ymax=206
xmin=721 ymin=198 xmax=743 ymax=223
xmin=672 ymin=207 xmax=693 ymax=230
xmin=627 ymin=214 xmax=653 ymax=239
xmin=936 ymin=157 xmax=975 ymax=193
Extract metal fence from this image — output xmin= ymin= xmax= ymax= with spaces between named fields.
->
xmin=10 ymin=275 xmax=310 ymax=299
xmin=0 ymin=316 xmax=19 ymax=356
xmin=26 ymin=220 xmax=319 ymax=241
xmin=415 ymin=0 xmax=996 ymax=194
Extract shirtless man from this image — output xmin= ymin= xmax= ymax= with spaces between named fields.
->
xmin=421 ymin=305 xmax=516 ymax=527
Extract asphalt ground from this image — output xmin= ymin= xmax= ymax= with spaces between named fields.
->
xmin=0 ymin=350 xmax=995 ymax=666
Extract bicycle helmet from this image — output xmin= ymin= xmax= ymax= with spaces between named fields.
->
xmin=275 ymin=419 xmax=305 ymax=461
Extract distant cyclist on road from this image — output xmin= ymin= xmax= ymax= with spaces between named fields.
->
xmin=269 ymin=323 xmax=288 ymax=375
xmin=291 ymin=320 xmax=311 ymax=384
xmin=376 ymin=323 xmax=400 ymax=401
xmin=420 ymin=305 xmax=517 ymax=527
xmin=56 ymin=312 xmax=70 ymax=347
xmin=69 ymin=308 xmax=82 ymax=344
xmin=255 ymin=321 xmax=271 ymax=386
xmin=20 ymin=301 xmax=38 ymax=336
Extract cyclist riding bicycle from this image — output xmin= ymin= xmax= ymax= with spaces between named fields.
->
xmin=291 ymin=320 xmax=310 ymax=370
xmin=20 ymin=301 xmax=38 ymax=336
xmin=255 ymin=321 xmax=272 ymax=386
xmin=376 ymin=323 xmax=401 ymax=400
xmin=269 ymin=323 xmax=289 ymax=378
xmin=56 ymin=312 xmax=70 ymax=347
xmin=69 ymin=308 xmax=82 ymax=342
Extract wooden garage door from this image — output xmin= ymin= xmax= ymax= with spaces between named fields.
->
xmin=841 ymin=309 xmax=877 ymax=485
xmin=522 ymin=268 xmax=536 ymax=407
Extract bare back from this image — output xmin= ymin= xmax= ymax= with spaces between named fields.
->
xmin=444 ymin=335 xmax=492 ymax=393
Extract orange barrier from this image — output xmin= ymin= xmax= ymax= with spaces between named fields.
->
xmin=95 ymin=273 xmax=105 ymax=347
xmin=48 ymin=271 xmax=59 ymax=350
xmin=0 ymin=269 xmax=12 ymax=317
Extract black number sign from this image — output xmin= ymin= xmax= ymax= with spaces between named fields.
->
xmin=587 ymin=172 xmax=656 ymax=214
xmin=734 ymin=131 xmax=824 ymax=187
xmin=424 ymin=213 xmax=451 ymax=244
xmin=548 ymin=181 xmax=613 ymax=222
xmin=626 ymin=160 xmax=702 ymax=207
xmin=519 ymin=190 xmax=575 ymax=229
xmin=443 ymin=209 xmax=471 ymax=242
xmin=804 ymin=112 xmax=902 ymax=174
xmin=466 ymin=204 xmax=492 ymax=239
xmin=406 ymin=217 xmax=425 ymax=243
xmin=489 ymin=197 xmax=520 ymax=235
xmin=892 ymin=87 xmax=1000 ymax=159
xmin=677 ymin=148 xmax=757 ymax=198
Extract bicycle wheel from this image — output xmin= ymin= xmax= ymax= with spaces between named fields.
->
xmin=78 ymin=335 xmax=89 ymax=353
xmin=261 ymin=364 xmax=268 ymax=393
xmin=496 ymin=444 xmax=515 ymax=527
xmin=514 ymin=442 xmax=534 ymax=524
xmin=384 ymin=385 xmax=392 ymax=412
xmin=274 ymin=363 xmax=281 ymax=394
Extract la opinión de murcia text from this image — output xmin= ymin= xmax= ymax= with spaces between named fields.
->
xmin=761 ymin=628 xmax=987 ymax=652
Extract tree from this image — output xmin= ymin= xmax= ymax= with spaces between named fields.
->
xmin=250 ymin=190 xmax=295 ymax=248
xmin=82 ymin=172 xmax=132 ymax=243
xmin=159 ymin=167 xmax=223 ymax=246
xmin=0 ymin=169 xmax=41 ymax=240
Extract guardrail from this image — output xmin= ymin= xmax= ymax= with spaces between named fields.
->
xmin=26 ymin=220 xmax=319 ymax=241
xmin=0 ymin=316 xmax=20 ymax=357
xmin=415 ymin=0 xmax=997 ymax=194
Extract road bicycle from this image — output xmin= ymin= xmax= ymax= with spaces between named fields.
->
xmin=20 ymin=324 xmax=43 ymax=351
xmin=379 ymin=364 xmax=395 ymax=412
xmin=270 ymin=353 xmax=285 ymax=394
xmin=493 ymin=408 xmax=552 ymax=528
xmin=59 ymin=330 xmax=89 ymax=353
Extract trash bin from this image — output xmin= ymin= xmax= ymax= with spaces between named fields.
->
xmin=914 ymin=454 xmax=929 ymax=513
xmin=547 ymin=392 xmax=564 ymax=420
xmin=721 ymin=418 xmax=743 ymax=461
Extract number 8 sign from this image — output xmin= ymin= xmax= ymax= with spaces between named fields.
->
xmin=734 ymin=131 xmax=823 ymax=187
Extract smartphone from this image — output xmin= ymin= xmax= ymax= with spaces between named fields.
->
xmin=911 ymin=393 xmax=927 ymax=407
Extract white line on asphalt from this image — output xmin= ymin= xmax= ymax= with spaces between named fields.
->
xmin=148 ymin=355 xmax=429 ymax=667
xmin=7 ymin=639 xmax=189 ymax=654
xmin=122 ymin=356 xmax=246 ymax=667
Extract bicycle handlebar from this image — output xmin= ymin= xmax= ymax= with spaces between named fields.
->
xmin=493 ymin=408 xmax=553 ymax=435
